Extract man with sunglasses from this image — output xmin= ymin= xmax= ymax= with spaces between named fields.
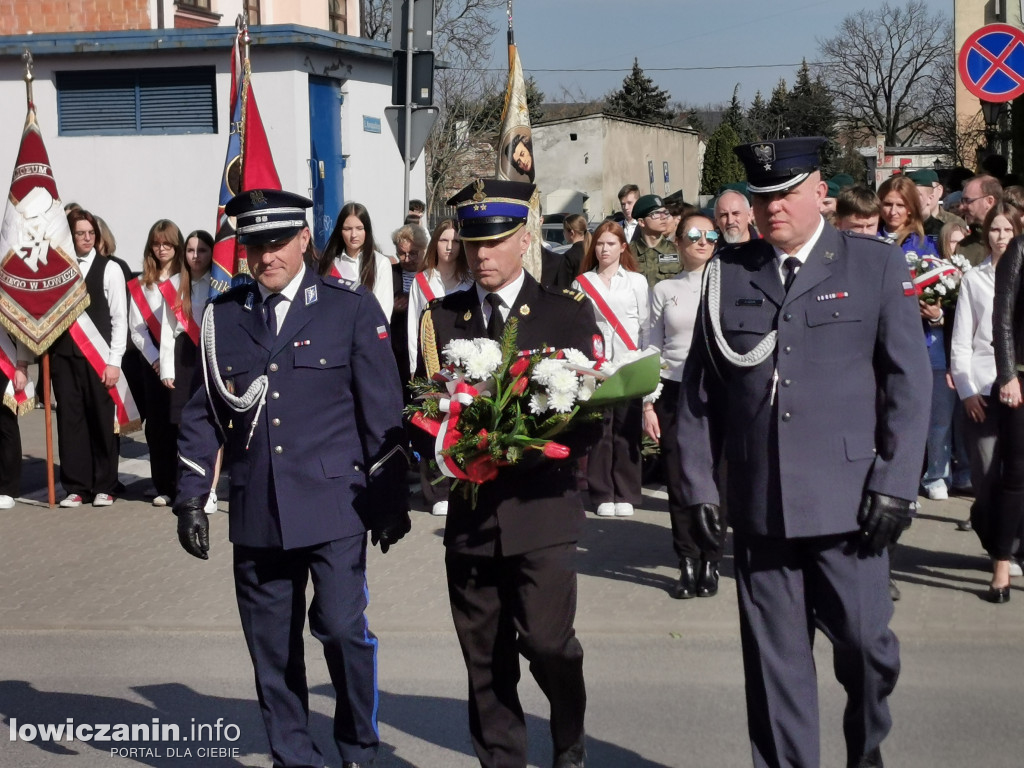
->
xmin=678 ymin=137 xmax=930 ymax=768
xmin=629 ymin=194 xmax=681 ymax=287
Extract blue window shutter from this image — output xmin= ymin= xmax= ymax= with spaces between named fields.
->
xmin=56 ymin=67 xmax=217 ymax=136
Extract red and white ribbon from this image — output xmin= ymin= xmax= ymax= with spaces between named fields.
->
xmin=0 ymin=333 xmax=32 ymax=413
xmin=68 ymin=314 xmax=140 ymax=429
xmin=158 ymin=279 xmax=200 ymax=346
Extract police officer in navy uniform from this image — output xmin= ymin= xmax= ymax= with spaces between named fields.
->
xmin=678 ymin=138 xmax=930 ymax=768
xmin=416 ymin=179 xmax=601 ymax=768
xmin=174 ymin=188 xmax=411 ymax=768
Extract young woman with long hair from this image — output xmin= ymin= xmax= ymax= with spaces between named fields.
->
xmin=318 ymin=202 xmax=394 ymax=318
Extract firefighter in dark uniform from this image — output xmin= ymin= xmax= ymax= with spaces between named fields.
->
xmin=678 ymin=138 xmax=930 ymax=768
xmin=416 ymin=179 xmax=601 ymax=768
xmin=174 ymin=189 xmax=411 ymax=768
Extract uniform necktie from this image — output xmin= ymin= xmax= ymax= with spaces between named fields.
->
xmin=783 ymin=257 xmax=801 ymax=293
xmin=485 ymin=293 xmax=505 ymax=341
xmin=263 ymin=293 xmax=284 ymax=336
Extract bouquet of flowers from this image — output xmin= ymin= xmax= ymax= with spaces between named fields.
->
xmin=406 ymin=318 xmax=660 ymax=495
xmin=905 ymin=252 xmax=971 ymax=309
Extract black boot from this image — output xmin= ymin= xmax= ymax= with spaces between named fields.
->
xmin=696 ymin=559 xmax=719 ymax=597
xmin=672 ymin=557 xmax=698 ymax=599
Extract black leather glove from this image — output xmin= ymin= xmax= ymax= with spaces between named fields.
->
xmin=857 ymin=492 xmax=912 ymax=556
xmin=175 ymin=496 xmax=210 ymax=560
xmin=371 ymin=511 xmax=412 ymax=554
xmin=692 ymin=503 xmax=725 ymax=550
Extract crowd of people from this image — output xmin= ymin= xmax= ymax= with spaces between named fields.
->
xmin=5 ymin=143 xmax=1024 ymax=768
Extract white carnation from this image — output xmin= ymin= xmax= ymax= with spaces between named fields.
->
xmin=532 ymin=357 xmax=564 ymax=386
xmin=548 ymin=388 xmax=576 ymax=413
xmin=529 ymin=392 xmax=550 ymax=414
xmin=546 ymin=368 xmax=579 ymax=395
xmin=464 ymin=341 xmax=503 ymax=379
xmin=562 ymin=348 xmax=589 ymax=366
xmin=443 ymin=338 xmax=477 ymax=367
xmin=935 ymin=284 xmax=947 ymax=296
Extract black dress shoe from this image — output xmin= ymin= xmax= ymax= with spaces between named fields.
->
xmin=696 ymin=559 xmax=719 ymax=597
xmin=986 ymin=585 xmax=1011 ymax=604
xmin=850 ymin=746 xmax=883 ymax=767
xmin=672 ymin=557 xmax=698 ymax=599
xmin=552 ymin=734 xmax=585 ymax=768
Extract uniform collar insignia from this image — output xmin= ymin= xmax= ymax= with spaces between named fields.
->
xmin=824 ymin=251 xmax=835 ymax=262
xmin=305 ymin=284 xmax=318 ymax=306
xmin=244 ymin=291 xmax=256 ymax=311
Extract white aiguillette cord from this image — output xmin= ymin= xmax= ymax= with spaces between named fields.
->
xmin=700 ymin=257 xmax=780 ymax=402
xmin=200 ymin=305 xmax=269 ymax=450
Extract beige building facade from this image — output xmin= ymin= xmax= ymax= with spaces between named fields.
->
xmin=531 ymin=113 xmax=702 ymax=223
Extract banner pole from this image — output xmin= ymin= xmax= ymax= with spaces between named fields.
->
xmin=43 ymin=352 xmax=54 ymax=507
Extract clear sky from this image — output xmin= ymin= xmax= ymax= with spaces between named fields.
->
xmin=482 ymin=0 xmax=954 ymax=109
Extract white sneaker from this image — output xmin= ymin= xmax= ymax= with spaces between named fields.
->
xmin=92 ymin=493 xmax=115 ymax=507
xmin=614 ymin=502 xmax=634 ymax=517
xmin=1010 ymin=560 xmax=1023 ymax=578
xmin=204 ymin=491 xmax=219 ymax=515
xmin=431 ymin=500 xmax=448 ymax=516
xmin=596 ymin=502 xmax=616 ymax=517
xmin=152 ymin=495 xmax=171 ymax=507
xmin=0 ymin=494 xmax=14 ymax=509
xmin=923 ymin=485 xmax=948 ymax=501
xmin=59 ymin=493 xmax=84 ymax=508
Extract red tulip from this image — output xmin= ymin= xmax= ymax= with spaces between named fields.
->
xmin=510 ymin=376 xmax=529 ymax=397
xmin=477 ymin=430 xmax=489 ymax=449
xmin=541 ymin=442 xmax=570 ymax=459
xmin=509 ymin=357 xmax=530 ymax=377
xmin=465 ymin=453 xmax=500 ymax=484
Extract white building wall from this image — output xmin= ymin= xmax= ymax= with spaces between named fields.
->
xmin=0 ymin=43 xmax=422 ymax=271
xmin=533 ymin=118 xmax=604 ymax=223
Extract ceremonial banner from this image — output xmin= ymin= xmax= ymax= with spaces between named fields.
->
xmin=0 ymin=332 xmax=34 ymax=415
xmin=0 ymin=104 xmax=89 ymax=354
xmin=209 ymin=28 xmax=282 ymax=299
xmin=495 ymin=2 xmax=542 ymax=278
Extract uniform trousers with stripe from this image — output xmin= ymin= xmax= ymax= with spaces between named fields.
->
xmin=446 ymin=543 xmax=586 ymax=768
xmin=733 ymin=531 xmax=899 ymax=768
xmin=50 ymin=353 xmax=118 ymax=497
xmin=233 ymin=534 xmax=380 ymax=768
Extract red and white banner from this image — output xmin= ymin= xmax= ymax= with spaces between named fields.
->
xmin=0 ymin=332 xmax=33 ymax=415
xmin=0 ymin=101 xmax=88 ymax=353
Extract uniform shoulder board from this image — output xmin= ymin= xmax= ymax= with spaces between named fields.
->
xmin=560 ymin=287 xmax=586 ymax=302
xmin=324 ymin=276 xmax=360 ymax=293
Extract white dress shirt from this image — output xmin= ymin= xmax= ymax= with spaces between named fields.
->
xmin=128 ymin=278 xmax=167 ymax=367
xmin=406 ymin=269 xmax=474 ymax=373
xmin=77 ymin=249 xmax=127 ymax=367
xmin=950 ymin=257 xmax=997 ymax=399
xmin=476 ymin=269 xmax=527 ymax=327
xmin=159 ymin=271 xmax=212 ymax=381
xmin=572 ymin=265 xmax=650 ymax=362
xmin=773 ymin=215 xmax=826 ymax=284
xmin=257 ymin=267 xmax=306 ymax=335
xmin=332 ymin=251 xmax=394 ymax=319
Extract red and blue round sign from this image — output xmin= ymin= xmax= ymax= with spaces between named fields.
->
xmin=958 ymin=23 xmax=1024 ymax=103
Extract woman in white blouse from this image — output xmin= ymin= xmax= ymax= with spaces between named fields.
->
xmin=644 ymin=210 xmax=722 ymax=599
xmin=572 ymin=220 xmax=650 ymax=518
xmin=951 ymin=202 xmax=1022 ymax=597
xmin=318 ymin=202 xmax=394 ymax=318
xmin=127 ymin=220 xmax=185 ymax=507
xmin=159 ymin=229 xmax=218 ymax=514
xmin=406 ymin=219 xmax=473 ymax=517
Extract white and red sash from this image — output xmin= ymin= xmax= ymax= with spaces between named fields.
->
xmin=328 ymin=262 xmax=343 ymax=279
xmin=415 ymin=271 xmax=437 ymax=303
xmin=0 ymin=333 xmax=32 ymax=415
xmin=68 ymin=313 xmax=140 ymax=431
xmin=126 ymin=278 xmax=162 ymax=346
xmin=575 ymin=272 xmax=638 ymax=352
xmin=158 ymin=279 xmax=200 ymax=347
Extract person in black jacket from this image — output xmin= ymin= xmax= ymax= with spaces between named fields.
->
xmin=416 ymin=179 xmax=601 ymax=768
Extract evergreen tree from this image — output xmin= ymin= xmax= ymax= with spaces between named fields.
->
xmin=746 ymin=91 xmax=770 ymax=140
xmin=721 ymin=84 xmax=748 ymax=140
xmin=606 ymin=58 xmax=674 ymax=123
xmin=787 ymin=60 xmax=835 ymax=139
xmin=701 ymin=122 xmax=745 ymax=195
xmin=764 ymin=79 xmax=790 ymax=139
